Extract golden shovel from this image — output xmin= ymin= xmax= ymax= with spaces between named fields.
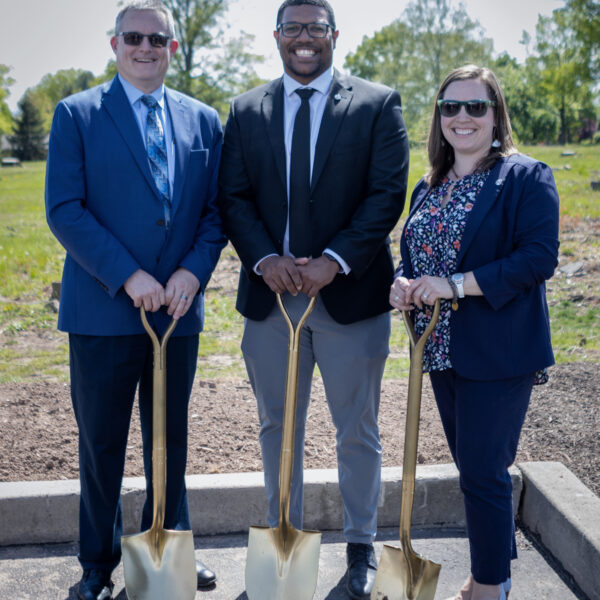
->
xmin=121 ymin=307 xmax=196 ymax=600
xmin=371 ymin=299 xmax=442 ymax=600
xmin=245 ymin=294 xmax=321 ymax=600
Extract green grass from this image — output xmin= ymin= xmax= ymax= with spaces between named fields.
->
xmin=1 ymin=145 xmax=599 ymax=382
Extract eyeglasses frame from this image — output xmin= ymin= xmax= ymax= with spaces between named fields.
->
xmin=277 ymin=21 xmax=334 ymax=38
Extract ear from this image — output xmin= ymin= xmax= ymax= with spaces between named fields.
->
xmin=332 ymin=29 xmax=339 ymax=50
xmin=273 ymin=29 xmax=280 ymax=48
xmin=110 ymin=36 xmax=118 ymax=55
xmin=169 ymin=39 xmax=178 ymax=57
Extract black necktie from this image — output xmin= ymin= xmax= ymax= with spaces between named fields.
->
xmin=289 ymin=88 xmax=315 ymax=258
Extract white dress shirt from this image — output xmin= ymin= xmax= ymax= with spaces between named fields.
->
xmin=255 ymin=67 xmax=350 ymax=275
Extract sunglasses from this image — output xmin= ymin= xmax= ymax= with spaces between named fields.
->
xmin=437 ymin=99 xmax=497 ymax=118
xmin=277 ymin=21 xmax=333 ymax=38
xmin=118 ymin=31 xmax=171 ymax=48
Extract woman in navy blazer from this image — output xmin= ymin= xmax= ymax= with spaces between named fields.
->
xmin=390 ymin=65 xmax=559 ymax=600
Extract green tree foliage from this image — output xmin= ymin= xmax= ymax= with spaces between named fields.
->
xmin=557 ymin=0 xmax=600 ymax=80
xmin=0 ymin=65 xmax=15 ymax=140
xmin=9 ymin=92 xmax=47 ymax=161
xmin=26 ymin=69 xmax=96 ymax=133
xmin=535 ymin=12 xmax=596 ymax=144
xmin=345 ymin=0 xmax=493 ymax=143
xmin=492 ymin=54 xmax=559 ymax=145
xmin=163 ymin=0 xmax=265 ymax=117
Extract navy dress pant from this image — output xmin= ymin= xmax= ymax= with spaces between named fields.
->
xmin=428 ymin=369 xmax=534 ymax=585
xmin=69 ymin=331 xmax=198 ymax=572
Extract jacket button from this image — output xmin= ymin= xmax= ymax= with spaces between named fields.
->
xmin=157 ymin=219 xmax=165 ymax=226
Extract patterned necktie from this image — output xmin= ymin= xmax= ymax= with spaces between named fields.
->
xmin=140 ymin=95 xmax=170 ymax=205
xmin=289 ymin=88 xmax=315 ymax=258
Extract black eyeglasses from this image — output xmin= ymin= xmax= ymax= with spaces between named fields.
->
xmin=437 ymin=99 xmax=497 ymax=118
xmin=277 ymin=22 xmax=333 ymax=38
xmin=118 ymin=31 xmax=171 ymax=48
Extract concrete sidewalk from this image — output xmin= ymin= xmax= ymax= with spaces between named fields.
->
xmin=1 ymin=462 xmax=598 ymax=599
xmin=0 ymin=528 xmax=587 ymax=599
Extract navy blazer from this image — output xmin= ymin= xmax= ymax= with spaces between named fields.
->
xmin=400 ymin=154 xmax=559 ymax=381
xmin=45 ymin=77 xmax=226 ymax=336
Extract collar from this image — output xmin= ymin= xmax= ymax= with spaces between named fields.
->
xmin=282 ymin=66 xmax=333 ymax=98
xmin=118 ymin=74 xmax=166 ymax=111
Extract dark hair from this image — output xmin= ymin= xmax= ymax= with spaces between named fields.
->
xmin=276 ymin=0 xmax=336 ymax=30
xmin=425 ymin=64 xmax=517 ymax=188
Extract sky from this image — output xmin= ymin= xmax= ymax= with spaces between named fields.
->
xmin=0 ymin=0 xmax=564 ymax=111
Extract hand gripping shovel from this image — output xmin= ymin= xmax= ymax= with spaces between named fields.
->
xmin=121 ymin=307 xmax=196 ymax=600
xmin=245 ymin=294 xmax=321 ymax=600
xmin=371 ymin=299 xmax=442 ymax=600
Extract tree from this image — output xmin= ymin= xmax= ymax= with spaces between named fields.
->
xmin=345 ymin=0 xmax=493 ymax=143
xmin=535 ymin=12 xmax=596 ymax=144
xmin=9 ymin=92 xmax=47 ymax=161
xmin=163 ymin=0 xmax=265 ymax=117
xmin=27 ymin=69 xmax=96 ymax=133
xmin=0 ymin=65 xmax=14 ymax=145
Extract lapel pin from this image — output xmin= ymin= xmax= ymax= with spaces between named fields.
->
xmin=334 ymin=93 xmax=342 ymax=102
xmin=495 ymin=178 xmax=503 ymax=186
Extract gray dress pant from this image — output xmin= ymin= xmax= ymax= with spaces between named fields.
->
xmin=242 ymin=292 xmax=390 ymax=543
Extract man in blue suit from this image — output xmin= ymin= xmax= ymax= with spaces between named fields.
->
xmin=45 ymin=2 xmax=225 ymax=598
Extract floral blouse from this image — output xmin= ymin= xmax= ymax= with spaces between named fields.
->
xmin=401 ymin=170 xmax=548 ymax=384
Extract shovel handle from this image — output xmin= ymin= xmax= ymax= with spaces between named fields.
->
xmin=140 ymin=307 xmax=177 ymax=535
xmin=276 ymin=293 xmax=316 ymax=530
xmin=398 ymin=300 xmax=440 ymax=547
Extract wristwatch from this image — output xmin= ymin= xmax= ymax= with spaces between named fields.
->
xmin=451 ymin=273 xmax=465 ymax=298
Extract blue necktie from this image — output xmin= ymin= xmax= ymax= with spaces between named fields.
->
xmin=141 ymin=95 xmax=170 ymax=212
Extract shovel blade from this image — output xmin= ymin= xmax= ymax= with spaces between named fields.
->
xmin=371 ymin=544 xmax=440 ymax=600
xmin=122 ymin=529 xmax=196 ymax=600
xmin=245 ymin=525 xmax=321 ymax=600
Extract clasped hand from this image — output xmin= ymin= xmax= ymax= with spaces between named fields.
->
xmin=123 ymin=267 xmax=200 ymax=320
xmin=259 ymin=255 xmax=339 ymax=298
xmin=389 ymin=275 xmax=453 ymax=310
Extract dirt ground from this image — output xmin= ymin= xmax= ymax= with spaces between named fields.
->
xmin=0 ymin=362 xmax=598 ymax=498
xmin=1 ymin=218 xmax=598 ymax=496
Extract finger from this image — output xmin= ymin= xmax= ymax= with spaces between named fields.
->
xmin=281 ymin=272 xmax=300 ymax=296
xmin=173 ymin=295 xmax=189 ymax=320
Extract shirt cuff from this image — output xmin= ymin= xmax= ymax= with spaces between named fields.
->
xmin=254 ymin=253 xmax=279 ymax=275
xmin=323 ymin=249 xmax=350 ymax=275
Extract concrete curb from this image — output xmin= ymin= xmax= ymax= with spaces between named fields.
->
xmin=0 ymin=462 xmax=597 ymax=598
xmin=519 ymin=461 xmax=600 ymax=600
xmin=0 ymin=464 xmax=521 ymax=545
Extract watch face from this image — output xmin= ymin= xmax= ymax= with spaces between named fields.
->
xmin=452 ymin=273 xmax=464 ymax=284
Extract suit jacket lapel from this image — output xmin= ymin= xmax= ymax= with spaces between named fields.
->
xmin=457 ymin=156 xmax=518 ymax=266
xmin=101 ymin=77 xmax=158 ymax=199
xmin=311 ymin=74 xmax=353 ymax=192
xmin=166 ymin=88 xmax=192 ymax=215
xmin=261 ymin=79 xmax=286 ymax=188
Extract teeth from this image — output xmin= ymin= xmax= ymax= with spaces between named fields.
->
xmin=295 ymin=49 xmax=315 ymax=56
xmin=454 ymin=129 xmax=474 ymax=135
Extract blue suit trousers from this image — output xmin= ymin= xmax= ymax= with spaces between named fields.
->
xmin=428 ymin=369 xmax=534 ymax=585
xmin=69 ymin=331 xmax=198 ymax=572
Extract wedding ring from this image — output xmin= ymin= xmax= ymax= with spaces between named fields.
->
xmin=180 ymin=294 xmax=188 ymax=301
xmin=422 ymin=293 xmax=429 ymax=300
xmin=394 ymin=295 xmax=399 ymax=302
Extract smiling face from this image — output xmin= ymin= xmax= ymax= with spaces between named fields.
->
xmin=110 ymin=9 xmax=178 ymax=94
xmin=274 ymin=4 xmax=338 ymax=85
xmin=440 ymin=78 xmax=495 ymax=163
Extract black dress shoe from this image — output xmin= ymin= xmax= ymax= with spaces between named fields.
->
xmin=196 ymin=559 xmax=217 ymax=587
xmin=78 ymin=569 xmax=114 ymax=600
xmin=346 ymin=542 xmax=377 ymax=600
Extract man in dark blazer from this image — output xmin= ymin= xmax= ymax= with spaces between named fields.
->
xmin=45 ymin=2 xmax=225 ymax=598
xmin=218 ymin=1 xmax=409 ymax=597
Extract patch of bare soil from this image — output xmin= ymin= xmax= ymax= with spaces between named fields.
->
xmin=1 ymin=362 xmax=598 ymax=498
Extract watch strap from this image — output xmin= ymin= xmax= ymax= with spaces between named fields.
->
xmin=447 ymin=277 xmax=459 ymax=311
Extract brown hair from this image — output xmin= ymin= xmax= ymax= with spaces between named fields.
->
xmin=425 ymin=64 xmax=517 ymax=188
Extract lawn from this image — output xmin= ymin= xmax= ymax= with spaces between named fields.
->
xmin=0 ymin=143 xmax=598 ymax=383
